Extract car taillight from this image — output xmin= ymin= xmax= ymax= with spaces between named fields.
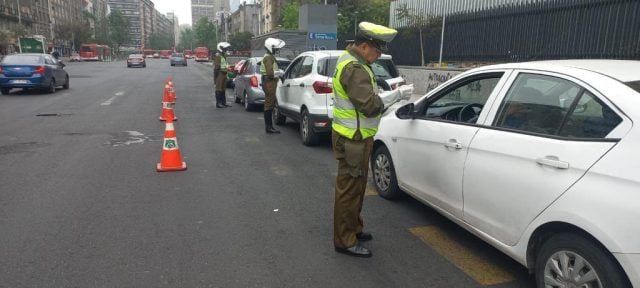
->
xmin=33 ymin=66 xmax=46 ymax=74
xmin=250 ymin=75 xmax=259 ymax=87
xmin=0 ymin=66 xmax=3 ymax=75
xmin=313 ymin=81 xmax=332 ymax=94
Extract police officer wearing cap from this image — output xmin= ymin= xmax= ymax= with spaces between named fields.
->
xmin=332 ymin=22 xmax=410 ymax=258
xmin=214 ymin=42 xmax=231 ymax=108
xmin=261 ymin=38 xmax=285 ymax=134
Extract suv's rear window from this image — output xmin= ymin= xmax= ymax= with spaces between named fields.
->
xmin=318 ymin=57 xmax=400 ymax=78
xmin=625 ymin=81 xmax=640 ymax=93
xmin=1 ymin=55 xmax=42 ymax=64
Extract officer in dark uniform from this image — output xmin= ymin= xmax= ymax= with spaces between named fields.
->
xmin=332 ymin=22 xmax=411 ymax=258
xmin=261 ymin=37 xmax=285 ymax=134
xmin=214 ymin=42 xmax=231 ymax=108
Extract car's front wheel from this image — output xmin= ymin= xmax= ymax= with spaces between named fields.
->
xmin=371 ymin=145 xmax=401 ymax=199
xmin=300 ymin=109 xmax=319 ymax=146
xmin=535 ymin=232 xmax=631 ymax=288
xmin=63 ymin=75 xmax=69 ymax=89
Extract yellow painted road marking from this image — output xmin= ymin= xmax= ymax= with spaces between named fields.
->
xmin=365 ymin=185 xmax=378 ymax=196
xmin=410 ymin=226 xmax=515 ymax=286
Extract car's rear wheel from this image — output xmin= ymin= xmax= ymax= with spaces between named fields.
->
xmin=300 ymin=109 xmax=319 ymax=146
xmin=244 ymin=92 xmax=253 ymax=111
xmin=535 ymin=232 xmax=631 ymax=288
xmin=1 ymin=88 xmax=10 ymax=95
xmin=371 ymin=145 xmax=401 ymax=199
xmin=48 ymin=79 xmax=56 ymax=94
xmin=273 ymin=101 xmax=286 ymax=125
xmin=63 ymin=75 xmax=69 ymax=89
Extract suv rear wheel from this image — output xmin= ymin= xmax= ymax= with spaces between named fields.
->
xmin=243 ymin=92 xmax=253 ymax=111
xmin=300 ymin=108 xmax=319 ymax=146
xmin=535 ymin=232 xmax=631 ymax=288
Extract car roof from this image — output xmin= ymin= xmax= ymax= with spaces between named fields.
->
xmin=296 ymin=50 xmax=392 ymax=60
xmin=479 ymin=60 xmax=640 ymax=82
xmin=9 ymin=53 xmax=46 ymax=56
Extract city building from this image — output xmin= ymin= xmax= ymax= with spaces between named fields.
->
xmin=84 ymin=0 xmax=109 ymax=39
xmin=155 ymin=11 xmax=174 ymax=46
xmin=229 ymin=2 xmax=260 ymax=36
xmin=167 ymin=12 xmax=179 ymax=46
xmin=107 ymin=0 xmax=156 ymax=49
xmin=191 ymin=0 xmax=229 ymax=25
xmin=260 ymin=0 xmax=283 ymax=34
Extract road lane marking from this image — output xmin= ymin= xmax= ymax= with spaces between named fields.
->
xmin=409 ymin=226 xmax=515 ymax=286
xmin=101 ymin=92 xmax=124 ymax=106
xmin=365 ymin=185 xmax=378 ymax=196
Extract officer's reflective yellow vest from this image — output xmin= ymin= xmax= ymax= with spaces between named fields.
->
xmin=219 ymin=55 xmax=228 ymax=72
xmin=259 ymin=54 xmax=279 ymax=75
xmin=332 ymin=51 xmax=379 ymax=140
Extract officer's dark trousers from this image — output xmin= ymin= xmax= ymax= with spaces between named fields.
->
xmin=332 ymin=131 xmax=374 ymax=248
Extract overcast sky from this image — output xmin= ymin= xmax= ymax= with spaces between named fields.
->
xmin=152 ymin=0 xmax=242 ymax=27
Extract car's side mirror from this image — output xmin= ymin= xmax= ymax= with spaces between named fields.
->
xmin=396 ymin=103 xmax=415 ymax=119
xmin=58 ymin=61 xmax=66 ymax=68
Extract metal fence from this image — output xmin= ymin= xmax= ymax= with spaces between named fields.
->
xmin=389 ymin=0 xmax=640 ymax=66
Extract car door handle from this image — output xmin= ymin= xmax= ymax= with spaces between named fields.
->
xmin=536 ymin=156 xmax=569 ymax=169
xmin=299 ymin=83 xmax=305 ymax=87
xmin=444 ymin=139 xmax=462 ymax=150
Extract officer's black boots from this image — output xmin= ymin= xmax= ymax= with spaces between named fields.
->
xmin=222 ymin=91 xmax=231 ymax=107
xmin=215 ymin=91 xmax=225 ymax=108
xmin=264 ymin=110 xmax=280 ymax=134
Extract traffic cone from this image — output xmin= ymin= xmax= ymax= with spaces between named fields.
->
xmin=157 ymin=119 xmax=187 ymax=172
xmin=159 ymin=101 xmax=177 ymax=121
xmin=162 ymin=84 xmax=175 ymax=103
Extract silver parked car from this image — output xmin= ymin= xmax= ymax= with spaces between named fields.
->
xmin=233 ymin=57 xmax=291 ymax=111
xmin=170 ymin=53 xmax=187 ymax=66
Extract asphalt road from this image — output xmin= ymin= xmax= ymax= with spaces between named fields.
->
xmin=0 ymin=59 xmax=536 ymax=287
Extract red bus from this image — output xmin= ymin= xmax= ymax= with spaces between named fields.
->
xmin=79 ymin=44 xmax=111 ymax=61
xmin=194 ymin=47 xmax=209 ymax=62
xmin=142 ymin=49 xmax=154 ymax=58
xmin=159 ymin=50 xmax=171 ymax=59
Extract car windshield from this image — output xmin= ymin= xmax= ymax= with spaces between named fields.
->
xmin=1 ymin=55 xmax=43 ymax=64
xmin=625 ymin=81 xmax=640 ymax=93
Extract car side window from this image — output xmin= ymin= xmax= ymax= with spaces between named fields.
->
xmin=557 ymin=90 xmax=622 ymax=138
xmin=296 ymin=56 xmax=314 ymax=78
xmin=44 ymin=56 xmax=55 ymax=65
xmin=285 ymin=57 xmax=303 ymax=79
xmin=420 ymin=74 xmax=503 ymax=123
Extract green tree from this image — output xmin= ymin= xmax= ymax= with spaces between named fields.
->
xmin=55 ymin=21 xmax=92 ymax=51
xmin=281 ymin=0 xmax=301 ymax=30
xmin=194 ymin=17 xmax=217 ymax=50
xmin=395 ymin=3 xmax=441 ymax=66
xmin=229 ymin=31 xmax=253 ymax=51
xmin=94 ymin=17 xmax=110 ymax=45
xmin=108 ymin=9 xmax=130 ymax=53
xmin=148 ymin=33 xmax=173 ymax=50
xmin=177 ymin=28 xmax=195 ymax=51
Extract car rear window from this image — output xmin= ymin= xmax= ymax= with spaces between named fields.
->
xmin=172 ymin=53 xmax=183 ymax=57
xmin=129 ymin=54 xmax=143 ymax=58
xmin=625 ymin=81 xmax=640 ymax=93
xmin=318 ymin=57 xmax=338 ymax=77
xmin=374 ymin=59 xmax=400 ymax=78
xmin=2 ymin=55 xmax=42 ymax=64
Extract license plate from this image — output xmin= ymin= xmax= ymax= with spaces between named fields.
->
xmin=11 ymin=80 xmax=28 ymax=84
xmin=132 ymin=61 xmax=139 ymax=64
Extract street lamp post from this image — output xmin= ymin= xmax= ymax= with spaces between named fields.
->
xmin=354 ymin=11 xmax=358 ymax=38
xmin=16 ymin=0 xmax=22 ymax=25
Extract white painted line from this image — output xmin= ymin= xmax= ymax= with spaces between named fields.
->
xmin=101 ymin=92 xmax=124 ymax=106
xmin=115 ymin=91 xmax=125 ymax=96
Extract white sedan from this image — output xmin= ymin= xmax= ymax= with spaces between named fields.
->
xmin=372 ymin=60 xmax=640 ymax=287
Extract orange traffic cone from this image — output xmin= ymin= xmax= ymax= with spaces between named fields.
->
xmin=159 ymin=101 xmax=177 ymax=121
xmin=157 ymin=120 xmax=187 ymax=172
xmin=162 ymin=84 xmax=175 ymax=103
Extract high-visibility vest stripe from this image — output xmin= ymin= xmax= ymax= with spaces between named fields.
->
xmin=220 ymin=56 xmax=227 ymax=72
xmin=331 ymin=51 xmax=380 ymax=140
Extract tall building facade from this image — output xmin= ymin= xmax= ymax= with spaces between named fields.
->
xmin=260 ymin=0 xmax=282 ymax=34
xmin=167 ymin=12 xmax=179 ymax=45
xmin=229 ymin=2 xmax=259 ymax=36
xmin=107 ymin=0 xmax=157 ymax=49
xmin=191 ymin=0 xmax=230 ymax=25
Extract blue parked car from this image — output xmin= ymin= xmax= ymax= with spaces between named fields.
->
xmin=0 ymin=53 xmax=69 ymax=95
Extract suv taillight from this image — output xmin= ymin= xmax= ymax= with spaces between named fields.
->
xmin=33 ymin=65 xmax=46 ymax=74
xmin=250 ymin=75 xmax=259 ymax=87
xmin=313 ymin=81 xmax=332 ymax=94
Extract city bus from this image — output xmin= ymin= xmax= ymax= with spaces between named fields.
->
xmin=194 ymin=47 xmax=209 ymax=62
xmin=184 ymin=49 xmax=193 ymax=59
xmin=79 ymin=44 xmax=111 ymax=61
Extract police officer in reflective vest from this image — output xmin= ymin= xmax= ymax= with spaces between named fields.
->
xmin=261 ymin=38 xmax=285 ymax=133
xmin=214 ymin=42 xmax=231 ymax=108
xmin=332 ymin=22 xmax=409 ymax=258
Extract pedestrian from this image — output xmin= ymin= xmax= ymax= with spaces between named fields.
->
xmin=214 ymin=42 xmax=231 ymax=108
xmin=260 ymin=38 xmax=286 ymax=134
xmin=332 ymin=22 xmax=411 ymax=257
